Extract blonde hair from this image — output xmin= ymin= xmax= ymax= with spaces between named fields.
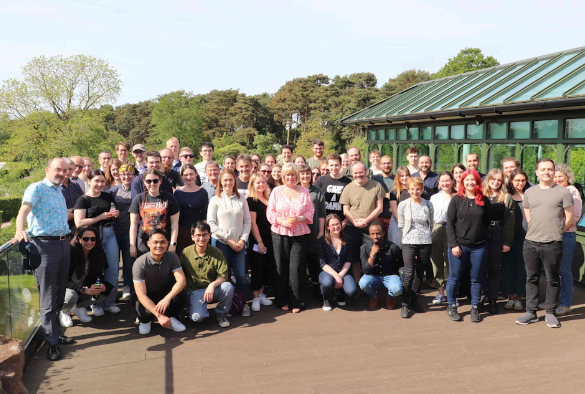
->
xmin=406 ymin=176 xmax=424 ymax=191
xmin=281 ymin=162 xmax=299 ymax=182
xmin=482 ymin=168 xmax=507 ymax=203
xmin=248 ymin=173 xmax=270 ymax=201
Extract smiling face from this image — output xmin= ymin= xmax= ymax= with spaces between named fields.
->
xmin=536 ymin=160 xmax=555 ymax=183
xmin=206 ymin=164 xmax=220 ymax=181
xmin=369 ymin=152 xmax=380 ymax=166
xmin=381 ymin=157 xmax=393 ymax=175
xmin=99 ymin=152 xmax=112 ymax=169
xmin=348 ymin=148 xmax=361 ymax=163
xmin=182 ymin=168 xmax=197 ymax=185
xmin=79 ymin=230 xmax=97 ymax=253
xmin=200 ymin=146 xmax=214 ymax=162
xmin=220 ymin=173 xmax=235 ymax=193
xmin=46 ymin=159 xmax=68 ymax=186
xmin=408 ymin=183 xmax=423 ymax=200
xmin=283 ymin=170 xmax=297 ymax=187
xmin=488 ymin=172 xmax=503 ymax=192
xmin=328 ymin=158 xmax=341 ymax=177
xmin=72 ymin=157 xmax=84 ymax=178
xmin=453 ymin=167 xmax=464 ymax=182
xmin=299 ymin=170 xmax=312 ymax=186
xmin=192 ymin=227 xmax=211 ymax=248
xmin=110 ymin=164 xmax=120 ymax=182
xmin=238 ymin=160 xmax=251 ymax=179
xmin=463 ymin=174 xmax=477 ymax=194
xmin=327 ymin=217 xmax=342 ymax=237
xmin=144 ymin=173 xmax=161 ymax=194
xmin=418 ymin=156 xmax=431 ymax=173
xmin=89 ymin=174 xmax=106 ymax=193
xmin=465 ymin=154 xmax=479 ymax=171
xmin=399 ymin=172 xmax=410 ymax=187
xmin=120 ymin=170 xmax=134 ymax=187
xmin=253 ymin=175 xmax=267 ymax=194
xmin=160 ymin=148 xmax=174 ymax=170
xmin=146 ymin=155 xmax=162 ymax=170
xmin=554 ymin=171 xmax=569 ymax=187
xmin=312 ymin=144 xmax=324 ymax=159
xmin=312 ymin=168 xmax=321 ymax=183
xmin=166 ymin=141 xmax=180 ymax=159
xmin=116 ymin=146 xmax=128 ymax=162
xmin=502 ymin=160 xmax=518 ymax=178
xmin=223 ymin=157 xmax=235 ymax=171
xmin=180 ymin=150 xmax=194 ymax=165
xmin=83 ymin=159 xmax=93 ymax=176
xmin=512 ymin=173 xmax=527 ymax=192
xmin=281 ymin=149 xmax=292 ymax=162
xmin=294 ymin=157 xmax=306 ymax=167
xmin=439 ymin=174 xmax=453 ymax=192
xmin=264 ymin=156 xmax=276 ymax=167
xmin=271 ymin=166 xmax=281 ymax=182
xmin=148 ymin=233 xmax=169 ymax=258
xmin=352 ymin=163 xmax=367 ymax=186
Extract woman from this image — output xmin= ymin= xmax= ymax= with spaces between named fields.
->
xmin=207 ymin=169 xmax=252 ymax=316
xmin=388 ymin=166 xmax=411 ymax=247
xmin=78 ymin=157 xmax=93 ymax=192
xmin=251 ymin=160 xmax=259 ymax=174
xmin=397 ymin=177 xmax=433 ymax=318
xmin=223 ymin=155 xmax=238 ymax=176
xmin=452 ymin=163 xmax=466 ymax=193
xmin=299 ymin=164 xmax=326 ymax=299
xmin=264 ymin=154 xmax=277 ymax=167
xmin=104 ymin=159 xmax=123 ymax=191
xmin=501 ymin=169 xmax=530 ymax=311
xmin=59 ymin=226 xmax=113 ymax=327
xmin=482 ymin=169 xmax=515 ymax=315
xmin=109 ymin=164 xmax=135 ymax=301
xmin=73 ymin=170 xmax=120 ymax=316
xmin=554 ymin=164 xmax=582 ymax=316
xmin=259 ymin=163 xmax=274 ymax=187
xmin=319 ymin=160 xmax=329 ymax=177
xmin=271 ymin=164 xmax=283 ymax=187
xmin=293 ymin=154 xmax=306 ymax=167
xmin=267 ymin=163 xmax=314 ymax=313
xmin=129 ymin=168 xmax=180 ymax=258
xmin=311 ymin=167 xmax=321 ymax=185
xmin=317 ymin=214 xmax=358 ymax=311
xmin=247 ymin=173 xmax=276 ymax=312
xmin=340 ymin=154 xmax=350 ymax=170
xmin=446 ymin=169 xmax=491 ymax=323
xmin=175 ymin=164 xmax=209 ymax=256
xmin=429 ymin=171 xmax=455 ymax=305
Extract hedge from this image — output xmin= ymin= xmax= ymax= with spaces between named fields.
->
xmin=0 ymin=197 xmax=22 ymax=221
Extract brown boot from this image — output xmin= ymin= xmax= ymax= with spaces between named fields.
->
xmin=386 ymin=296 xmax=395 ymax=310
xmin=369 ymin=297 xmax=378 ymax=309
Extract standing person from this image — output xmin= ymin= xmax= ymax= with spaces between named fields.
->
xmin=109 ymin=164 xmax=136 ymax=301
xmin=465 ymin=153 xmax=485 ymax=179
xmin=131 ymin=151 xmax=174 ymax=200
xmin=405 ymin=146 xmax=419 ymax=175
xmin=70 ymin=156 xmax=86 ymax=192
xmin=236 ymin=154 xmax=252 ymax=198
xmin=14 ymin=158 xmax=74 ymax=361
xmin=267 ymin=163 xmax=314 ymax=313
xmin=373 ymin=155 xmax=394 ymax=235
xmin=178 ymin=147 xmax=194 ymax=171
xmin=318 ymin=160 xmax=329 ymax=177
xmin=98 ymin=151 xmax=112 ymax=172
xmin=445 ymin=169 xmax=491 ymax=323
xmin=270 ymin=164 xmax=283 ymax=187
xmin=340 ymin=154 xmax=350 ymax=171
xmin=369 ymin=150 xmax=382 ymax=175
xmin=174 ymin=164 xmax=209 ymax=256
xmin=502 ymin=157 xmax=521 ymax=183
xmin=129 ymin=168 xmax=180 ymax=258
xmin=311 ymin=167 xmax=321 ymax=185
xmin=160 ymin=148 xmax=186 ymax=189
xmin=429 ymin=171 xmax=455 ymax=305
xmin=104 ymin=159 xmax=123 ymax=191
xmin=207 ymin=168 xmax=252 ymax=317
xmin=223 ymin=155 xmax=237 ymax=174
xmin=264 ymin=154 xmax=277 ymax=167
xmin=280 ymin=145 xmax=293 ymax=164
xmin=341 ymin=147 xmax=373 ymax=179
xmin=315 ymin=153 xmax=351 ymax=224
xmin=397 ymin=177 xmax=433 ymax=318
xmin=131 ymin=144 xmax=147 ymax=175
xmin=317 ymin=214 xmax=359 ymax=311
xmin=553 ymin=164 xmax=582 ymax=316
xmin=74 ymin=170 xmax=121 ymax=316
xmin=516 ymin=159 xmax=573 ymax=328
xmin=247 ymin=173 xmax=276 ymax=312
xmin=307 ymin=139 xmax=325 ymax=168
xmin=412 ymin=155 xmax=439 ymax=200
xmin=502 ymin=169 xmax=530 ymax=311
xmin=388 ymin=166 xmax=411 ymax=247
xmin=201 ymin=161 xmax=220 ymax=200
xmin=115 ymin=142 xmax=130 ymax=164
xmin=166 ymin=137 xmax=182 ymax=173
xmin=61 ymin=158 xmax=84 ymax=233
xmin=452 ymin=163 xmax=466 ymax=193
xmin=195 ymin=142 xmax=218 ymax=183
xmin=259 ymin=164 xmax=274 ymax=187
xmin=293 ymin=155 xmax=306 ymax=167
xmin=78 ymin=157 xmax=93 ymax=192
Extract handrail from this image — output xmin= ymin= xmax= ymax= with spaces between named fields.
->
xmin=0 ymin=237 xmax=17 ymax=254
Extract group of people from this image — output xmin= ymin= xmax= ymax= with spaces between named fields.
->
xmin=14 ymin=138 xmax=581 ymax=362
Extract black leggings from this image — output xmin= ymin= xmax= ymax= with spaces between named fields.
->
xmin=249 ymin=244 xmax=276 ymax=291
xmin=401 ymin=244 xmax=432 ymax=305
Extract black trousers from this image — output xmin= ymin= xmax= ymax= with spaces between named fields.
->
xmin=485 ymin=224 xmax=505 ymax=300
xmin=134 ymin=291 xmax=186 ymax=323
xmin=401 ymin=244 xmax=432 ymax=305
xmin=271 ymin=232 xmax=308 ymax=308
xmin=523 ymin=240 xmax=562 ymax=314
xmin=249 ymin=244 xmax=276 ymax=291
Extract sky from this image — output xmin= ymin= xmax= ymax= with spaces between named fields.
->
xmin=1 ymin=0 xmax=584 ymax=106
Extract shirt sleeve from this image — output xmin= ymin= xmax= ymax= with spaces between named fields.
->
xmin=360 ymin=243 xmax=373 ymax=275
xmin=22 ymin=183 xmax=38 ymax=206
xmin=207 ymin=196 xmax=225 ymax=242
xmin=301 ymin=190 xmax=314 ymax=224
xmin=73 ymin=195 xmax=89 ymax=211
xmin=167 ymin=193 xmax=181 ymax=216
xmin=128 ymin=194 xmax=142 ymax=214
xmin=317 ymin=236 xmax=328 ymax=268
xmin=132 ymin=257 xmax=145 ymax=282
xmin=240 ymin=198 xmax=251 ymax=243
xmin=446 ymin=197 xmax=459 ymax=248
xmin=266 ymin=189 xmax=278 ymax=225
xmin=339 ymin=185 xmax=350 ymax=206
xmin=167 ymin=252 xmax=183 ymax=271
xmin=563 ymin=188 xmax=575 ymax=209
xmin=375 ymin=183 xmax=384 ymax=201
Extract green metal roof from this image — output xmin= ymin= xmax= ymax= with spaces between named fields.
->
xmin=341 ymin=46 xmax=585 ymax=125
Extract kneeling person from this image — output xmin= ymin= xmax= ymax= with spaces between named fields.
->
xmin=133 ymin=229 xmax=187 ymax=334
xmin=359 ymin=222 xmax=403 ymax=309
xmin=180 ymin=222 xmax=234 ymax=328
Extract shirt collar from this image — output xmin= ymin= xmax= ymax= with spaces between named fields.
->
xmin=42 ymin=178 xmax=62 ymax=191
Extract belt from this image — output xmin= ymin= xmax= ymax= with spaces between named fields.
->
xmin=103 ymin=222 xmax=114 ymax=228
xmin=33 ymin=235 xmax=68 ymax=241
xmin=440 ymin=222 xmax=447 ymax=227
xmin=490 ymin=221 xmax=503 ymax=226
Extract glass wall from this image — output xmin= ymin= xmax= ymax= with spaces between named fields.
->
xmin=489 ymin=145 xmax=517 ymax=170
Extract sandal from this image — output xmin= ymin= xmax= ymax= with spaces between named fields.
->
xmin=292 ymin=308 xmax=301 ymax=313
xmin=281 ymin=305 xmax=289 ymax=311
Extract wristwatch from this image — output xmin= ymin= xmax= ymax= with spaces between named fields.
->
xmin=170 ymin=241 xmax=177 ymax=246
xmin=81 ymin=287 xmax=87 ymax=293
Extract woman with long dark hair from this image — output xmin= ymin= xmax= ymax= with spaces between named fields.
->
xmin=451 ymin=163 xmax=466 ymax=193
xmin=104 ymin=159 xmax=123 ymax=191
xmin=175 ymin=164 xmax=208 ymax=256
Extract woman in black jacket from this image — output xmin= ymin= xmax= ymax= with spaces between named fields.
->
xmin=59 ymin=226 xmax=113 ymax=327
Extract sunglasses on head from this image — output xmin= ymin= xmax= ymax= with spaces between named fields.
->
xmin=145 ymin=179 xmax=160 ymax=184
xmin=81 ymin=237 xmax=96 ymax=242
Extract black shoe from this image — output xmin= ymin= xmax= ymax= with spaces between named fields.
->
xmin=47 ymin=344 xmax=62 ymax=361
xmin=477 ymin=300 xmax=485 ymax=313
xmin=488 ymin=299 xmax=498 ymax=315
xmin=410 ymin=300 xmax=424 ymax=314
xmin=446 ymin=306 xmax=461 ymax=321
xmin=471 ymin=306 xmax=482 ymax=323
xmin=312 ymin=285 xmax=321 ymax=301
xmin=401 ymin=304 xmax=410 ymax=319
xmin=58 ymin=335 xmax=76 ymax=345
xmin=336 ymin=290 xmax=346 ymax=306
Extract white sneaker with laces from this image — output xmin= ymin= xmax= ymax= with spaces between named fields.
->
xmin=241 ymin=304 xmax=251 ymax=317
xmin=72 ymin=305 xmax=92 ymax=323
xmin=252 ymin=298 xmax=261 ymax=312
xmin=104 ymin=305 xmax=121 ymax=314
xmin=139 ymin=321 xmax=152 ymax=335
xmin=92 ymin=305 xmax=105 ymax=316
xmin=259 ymin=293 xmax=273 ymax=306
xmin=59 ymin=311 xmax=73 ymax=327
xmin=120 ymin=286 xmax=131 ymax=300
xmin=167 ymin=317 xmax=186 ymax=332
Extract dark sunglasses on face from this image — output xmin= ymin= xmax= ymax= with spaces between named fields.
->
xmin=261 ymin=170 xmax=270 ymax=174
xmin=82 ymin=237 xmax=96 ymax=242
xmin=145 ymin=179 xmax=160 ymax=184
xmin=182 ymin=154 xmax=195 ymax=158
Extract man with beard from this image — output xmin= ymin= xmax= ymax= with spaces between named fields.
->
xmin=131 ymin=151 xmax=174 ymax=200
xmin=372 ymin=155 xmax=395 ymax=235
xmin=307 ymin=139 xmax=325 ymax=169
xmin=466 ymin=153 xmax=485 ymax=179
xmin=412 ymin=155 xmax=439 ymax=200
xmin=160 ymin=147 xmax=186 ymax=189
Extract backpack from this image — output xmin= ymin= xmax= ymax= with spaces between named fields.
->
xmin=229 ymin=287 xmax=246 ymax=315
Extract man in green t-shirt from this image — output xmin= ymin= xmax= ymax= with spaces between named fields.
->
xmin=180 ymin=222 xmax=234 ymax=328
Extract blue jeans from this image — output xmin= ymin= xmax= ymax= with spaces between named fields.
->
xmin=359 ymin=274 xmax=403 ymax=298
xmin=116 ymin=233 xmax=135 ymax=288
xmin=447 ymin=243 xmax=487 ymax=307
xmin=95 ymin=226 xmax=120 ymax=308
xmin=318 ymin=271 xmax=359 ymax=300
xmin=213 ymin=238 xmax=247 ymax=300
xmin=559 ymin=232 xmax=576 ymax=308
xmin=188 ymin=282 xmax=234 ymax=321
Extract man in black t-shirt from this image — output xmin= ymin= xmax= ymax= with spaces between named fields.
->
xmin=236 ymin=154 xmax=252 ymax=198
xmin=315 ymin=153 xmax=351 ymax=223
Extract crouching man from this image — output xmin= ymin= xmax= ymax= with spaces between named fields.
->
xmin=180 ymin=222 xmax=234 ymax=328
xmin=133 ymin=229 xmax=187 ymax=334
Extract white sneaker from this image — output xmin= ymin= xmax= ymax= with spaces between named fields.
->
xmin=72 ymin=305 xmax=92 ymax=323
xmin=167 ymin=317 xmax=186 ymax=332
xmin=59 ymin=311 xmax=73 ymax=327
xmin=139 ymin=321 xmax=152 ymax=335
xmin=92 ymin=305 xmax=104 ymax=316
xmin=259 ymin=293 xmax=273 ymax=306
xmin=252 ymin=298 xmax=261 ymax=312
xmin=120 ymin=286 xmax=131 ymax=300
xmin=241 ymin=304 xmax=251 ymax=317
xmin=104 ymin=305 xmax=121 ymax=314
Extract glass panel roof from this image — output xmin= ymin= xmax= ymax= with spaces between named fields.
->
xmin=537 ymin=67 xmax=585 ymax=99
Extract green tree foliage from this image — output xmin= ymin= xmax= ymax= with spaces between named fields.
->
xmin=433 ymin=48 xmax=499 ymax=79
xmin=379 ymin=69 xmax=431 ymax=98
xmin=102 ymin=101 xmax=152 ymax=144
xmin=293 ymin=119 xmax=336 ymax=160
xmin=253 ymin=133 xmax=278 ymax=157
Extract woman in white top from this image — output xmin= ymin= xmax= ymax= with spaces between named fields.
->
xmin=429 ymin=171 xmax=455 ymax=305
xmin=207 ymin=168 xmax=252 ymax=316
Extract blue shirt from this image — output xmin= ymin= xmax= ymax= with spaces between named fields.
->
xmin=172 ymin=160 xmax=182 ymax=173
xmin=412 ymin=171 xmax=439 ymax=200
xmin=22 ymin=178 xmax=70 ymax=237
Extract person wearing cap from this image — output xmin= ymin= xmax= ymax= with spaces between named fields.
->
xmin=14 ymin=158 xmax=75 ymax=361
xmin=132 ymin=144 xmax=147 ymax=175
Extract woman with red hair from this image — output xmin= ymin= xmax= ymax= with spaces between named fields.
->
xmin=445 ymin=169 xmax=491 ymax=323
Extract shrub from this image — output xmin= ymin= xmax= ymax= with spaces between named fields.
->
xmin=0 ymin=197 xmax=22 ymax=221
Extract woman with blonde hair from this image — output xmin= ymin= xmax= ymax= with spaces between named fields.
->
xmin=388 ymin=166 xmax=411 ymax=247
xmin=104 ymin=159 xmax=123 ymax=191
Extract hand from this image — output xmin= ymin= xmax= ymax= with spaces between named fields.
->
xmin=100 ymin=211 xmax=110 ymax=220
xmin=502 ymin=245 xmax=511 ymax=253
xmin=15 ymin=230 xmax=28 ymax=243
xmin=155 ymin=297 xmax=171 ymax=315
xmin=157 ymin=314 xmax=171 ymax=328
xmin=258 ymin=243 xmax=267 ymax=254
xmin=130 ymin=245 xmax=137 ymax=258
xmin=370 ymin=244 xmax=380 ymax=256
xmin=278 ymin=218 xmax=292 ymax=229
xmin=451 ymin=246 xmax=462 ymax=258
xmin=226 ymin=238 xmax=239 ymax=252
xmin=109 ymin=209 xmax=120 ymax=219
xmin=236 ymin=240 xmax=245 ymax=252
xmin=341 ymin=219 xmax=347 ymax=229
xmin=168 ymin=244 xmax=176 ymax=253
xmin=334 ymin=275 xmax=343 ymax=289
xmin=86 ymin=284 xmax=101 ymax=295
xmin=355 ymin=218 xmax=367 ymax=228
xmin=203 ymin=284 xmax=215 ymax=303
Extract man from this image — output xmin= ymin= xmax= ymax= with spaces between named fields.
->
xmin=280 ymin=144 xmax=293 ymax=164
xmin=342 ymin=147 xmax=373 ymax=179
xmin=465 ymin=153 xmax=485 ymax=179
xmin=14 ymin=158 xmax=74 ymax=361
xmin=98 ymin=150 xmax=112 ymax=172
xmin=132 ymin=144 xmax=147 ymax=174
xmin=202 ymin=161 xmax=220 ymax=199
xmin=315 ymin=153 xmax=352 ymax=223
xmin=160 ymin=147 xmax=186 ymax=189
xmin=115 ymin=142 xmax=130 ymax=164
xmin=195 ymin=142 xmax=218 ymax=183
xmin=236 ymin=154 xmax=252 ymax=198
xmin=180 ymin=222 xmax=234 ymax=328
xmin=369 ymin=150 xmax=382 ymax=175
xmin=60 ymin=158 xmax=84 ymax=232
xmin=340 ymin=162 xmax=384 ymax=282
xmin=359 ymin=222 xmax=403 ymax=309
xmin=406 ymin=146 xmax=419 ymax=175
xmin=131 ymin=151 xmax=174 ymax=200
xmin=133 ymin=229 xmax=187 ymax=335
xmin=70 ymin=156 xmax=86 ymax=191
xmin=412 ymin=155 xmax=439 ymax=200
xmin=516 ymin=159 xmax=574 ymax=328
xmin=307 ymin=139 xmax=325 ymax=168
xmin=178 ymin=147 xmax=194 ymax=169
xmin=372 ymin=155 xmax=395 ymax=235
xmin=166 ymin=137 xmax=181 ymax=173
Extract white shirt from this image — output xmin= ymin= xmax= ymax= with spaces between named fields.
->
xmin=195 ymin=161 xmax=222 ymax=184
xmin=430 ymin=191 xmax=452 ymax=224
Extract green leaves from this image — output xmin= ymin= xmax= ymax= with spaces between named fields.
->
xmin=434 ymin=48 xmax=499 ymax=79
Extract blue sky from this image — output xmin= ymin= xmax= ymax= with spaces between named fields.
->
xmin=1 ymin=0 xmax=584 ymax=106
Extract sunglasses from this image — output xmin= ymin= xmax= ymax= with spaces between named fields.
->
xmin=181 ymin=154 xmax=195 ymax=158
xmin=81 ymin=237 xmax=97 ymax=242
xmin=260 ymin=170 xmax=270 ymax=174
xmin=145 ymin=179 xmax=160 ymax=184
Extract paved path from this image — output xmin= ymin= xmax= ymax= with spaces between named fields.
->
xmin=23 ymin=283 xmax=585 ymax=393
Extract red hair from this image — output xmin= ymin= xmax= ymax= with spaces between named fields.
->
xmin=457 ymin=169 xmax=485 ymax=206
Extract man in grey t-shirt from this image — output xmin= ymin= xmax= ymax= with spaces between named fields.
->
xmin=516 ymin=159 xmax=573 ymax=328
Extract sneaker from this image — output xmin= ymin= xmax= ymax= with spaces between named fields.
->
xmin=59 ymin=311 xmax=73 ymax=328
xmin=322 ymin=299 xmax=332 ymax=311
xmin=72 ymin=305 xmax=92 ymax=323
xmin=454 ymin=299 xmax=460 ymax=307
xmin=336 ymin=291 xmax=346 ymax=306
xmin=217 ymin=313 xmax=230 ymax=328
xmin=516 ymin=311 xmax=539 ymax=325
xmin=139 ymin=321 xmax=152 ymax=335
xmin=104 ymin=305 xmax=121 ymax=314
xmin=241 ymin=304 xmax=251 ymax=317
xmin=447 ymin=306 xmax=461 ymax=321
xmin=513 ymin=300 xmax=524 ymax=311
xmin=503 ymin=299 xmax=515 ymax=310
xmin=259 ymin=293 xmax=273 ymax=306
xmin=166 ymin=317 xmax=186 ymax=332
xmin=401 ymin=304 xmax=410 ymax=319
xmin=555 ymin=306 xmax=571 ymax=316
xmin=120 ymin=286 xmax=131 ymax=301
xmin=251 ymin=298 xmax=261 ymax=312
xmin=91 ymin=305 xmax=104 ymax=317
xmin=47 ymin=344 xmax=62 ymax=361
xmin=432 ymin=294 xmax=446 ymax=305
xmin=487 ymin=299 xmax=498 ymax=315
xmin=471 ymin=306 xmax=482 ymax=323
xmin=545 ymin=313 xmax=561 ymax=328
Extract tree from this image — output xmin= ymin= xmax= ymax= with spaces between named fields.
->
xmin=379 ymin=69 xmax=431 ymax=98
xmin=433 ymin=48 xmax=499 ymax=79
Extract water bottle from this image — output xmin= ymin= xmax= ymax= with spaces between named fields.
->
xmin=110 ymin=202 xmax=117 ymax=221
xmin=92 ymin=278 xmax=101 ymax=301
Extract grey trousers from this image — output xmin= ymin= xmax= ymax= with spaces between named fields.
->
xmin=32 ymin=238 xmax=71 ymax=345
xmin=62 ymin=289 xmax=109 ymax=311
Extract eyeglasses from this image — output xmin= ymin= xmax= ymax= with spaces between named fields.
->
xmin=193 ymin=233 xmax=210 ymax=238
xmin=81 ymin=237 xmax=96 ymax=242
xmin=145 ymin=179 xmax=160 ymax=184
xmin=260 ymin=170 xmax=270 ymax=174
xmin=181 ymin=154 xmax=195 ymax=158
xmin=75 ymin=165 xmax=84 ymax=169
